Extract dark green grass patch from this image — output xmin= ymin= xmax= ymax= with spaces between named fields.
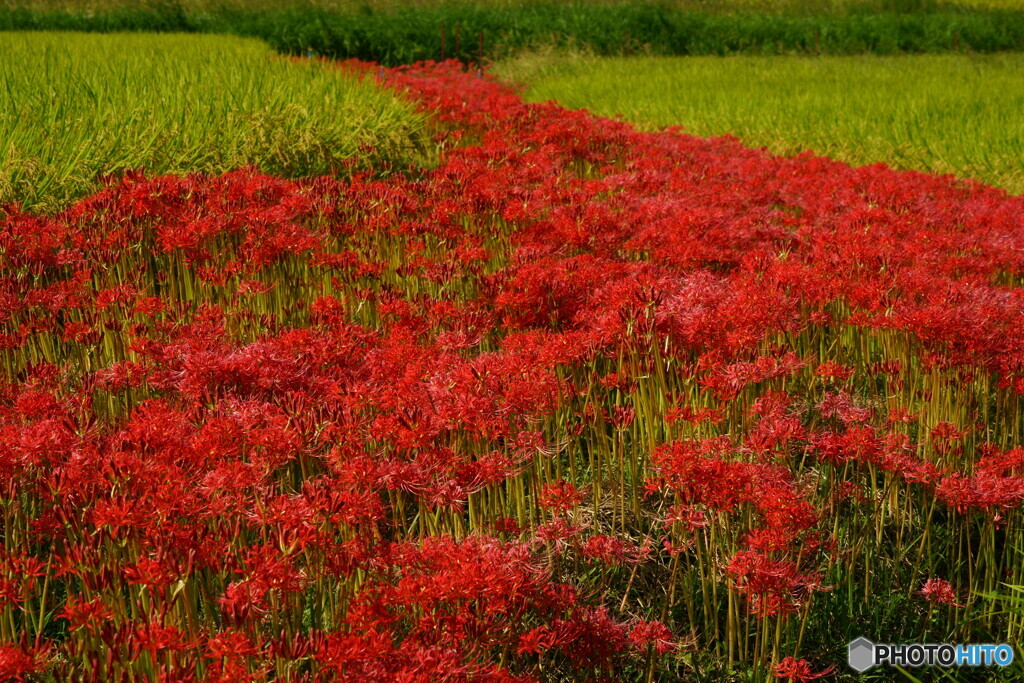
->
xmin=2 ymin=0 xmax=1024 ymax=64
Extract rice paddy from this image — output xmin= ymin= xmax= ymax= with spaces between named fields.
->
xmin=0 ymin=32 xmax=429 ymax=210
xmin=497 ymin=51 xmax=1024 ymax=193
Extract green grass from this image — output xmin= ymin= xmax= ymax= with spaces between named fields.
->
xmin=4 ymin=0 xmax=1020 ymax=14
xmin=496 ymin=51 xmax=1024 ymax=193
xmin=0 ymin=32 xmax=430 ymax=211
xmin=4 ymin=1 xmax=1024 ymax=65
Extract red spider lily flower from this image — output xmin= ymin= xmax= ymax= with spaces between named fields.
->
xmin=815 ymin=361 xmax=854 ymax=381
xmin=219 ymin=581 xmax=269 ymax=623
xmin=538 ymin=479 xmax=584 ymax=513
xmin=535 ymin=517 xmax=588 ymax=550
xmin=0 ymin=642 xmax=50 ymax=682
xmin=725 ymin=550 xmax=827 ymax=618
xmin=930 ymin=421 xmax=965 ymax=441
xmin=608 ymin=404 xmax=636 ymax=430
xmin=665 ymin=404 xmax=724 ymax=426
xmin=581 ymin=535 xmax=629 ymax=565
xmin=0 ymin=578 xmax=21 ymax=608
xmin=930 ymin=422 xmax=967 ymax=456
xmin=628 ymin=620 xmax=676 ymax=654
xmin=517 ymin=626 xmax=555 ymax=655
xmin=61 ymin=321 xmax=100 ymax=344
xmin=919 ymin=578 xmax=965 ymax=607
xmin=493 ymin=516 xmax=523 ymax=535
xmin=887 ymin=407 xmax=919 ymax=424
xmin=60 ymin=595 xmax=113 ymax=634
xmin=206 ymin=630 xmax=259 ymax=660
xmin=236 ymin=278 xmax=276 ymax=296
xmin=663 ymin=503 xmax=710 ymax=531
xmin=662 ymin=537 xmax=695 ymax=556
xmin=123 ymin=555 xmax=178 ymax=589
xmin=700 ymin=353 xmax=806 ymax=401
xmin=808 ymin=311 xmax=833 ymax=326
xmin=817 ymin=392 xmax=872 ymax=424
xmin=132 ymin=621 xmax=196 ymax=656
xmin=774 ymin=656 xmax=835 ymax=681
xmin=94 ymin=284 xmax=138 ymax=310
xmin=133 ymin=295 xmax=166 ymax=317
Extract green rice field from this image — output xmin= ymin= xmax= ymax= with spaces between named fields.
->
xmin=0 ymin=32 xmax=429 ymax=210
xmin=497 ymin=52 xmax=1024 ymax=193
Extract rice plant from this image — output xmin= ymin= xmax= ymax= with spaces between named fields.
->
xmin=0 ymin=32 xmax=431 ymax=211
xmin=497 ymin=51 xmax=1024 ymax=193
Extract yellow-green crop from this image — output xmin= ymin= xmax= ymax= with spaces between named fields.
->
xmin=497 ymin=52 xmax=1024 ymax=193
xmin=0 ymin=32 xmax=430 ymax=211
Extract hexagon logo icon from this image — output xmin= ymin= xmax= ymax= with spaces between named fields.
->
xmin=848 ymin=637 xmax=876 ymax=673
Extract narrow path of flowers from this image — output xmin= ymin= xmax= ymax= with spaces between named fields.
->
xmin=2 ymin=61 xmax=1024 ymax=681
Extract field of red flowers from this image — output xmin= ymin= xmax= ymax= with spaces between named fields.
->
xmin=3 ymin=61 xmax=1024 ymax=681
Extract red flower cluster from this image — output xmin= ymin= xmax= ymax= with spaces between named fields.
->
xmin=2 ymin=59 xmax=1023 ymax=678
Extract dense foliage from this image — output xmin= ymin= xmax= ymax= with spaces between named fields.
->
xmin=3 ymin=1 xmax=1024 ymax=63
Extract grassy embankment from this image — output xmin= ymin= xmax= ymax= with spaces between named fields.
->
xmin=2 ymin=0 xmax=1024 ymax=65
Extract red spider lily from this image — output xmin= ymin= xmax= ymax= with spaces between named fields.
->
xmin=725 ymin=550 xmax=827 ymax=618
xmin=205 ymin=629 xmax=260 ymax=660
xmin=0 ymin=642 xmax=50 ymax=682
xmin=665 ymin=404 xmax=724 ymax=426
xmin=699 ymin=353 xmax=806 ymax=401
xmin=493 ymin=517 xmax=523 ymax=535
xmin=774 ymin=656 xmax=835 ymax=681
xmin=814 ymin=361 xmax=854 ymax=381
xmin=817 ymin=391 xmax=872 ymax=424
xmin=60 ymin=595 xmax=114 ymax=634
xmin=517 ymin=626 xmax=557 ymax=655
xmin=3 ymin=56 xmax=1024 ymax=681
xmin=887 ymin=407 xmax=919 ymax=424
xmin=535 ymin=517 xmax=588 ymax=550
xmin=608 ymin=404 xmax=636 ymax=430
xmin=123 ymin=555 xmax=179 ymax=589
xmin=219 ymin=581 xmax=269 ymax=623
xmin=663 ymin=503 xmax=711 ymax=531
xmin=538 ymin=479 xmax=585 ymax=513
xmin=919 ymin=578 xmax=965 ymax=607
xmin=628 ymin=620 xmax=676 ymax=654
xmin=581 ymin=534 xmax=631 ymax=565
xmin=132 ymin=621 xmax=196 ymax=657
